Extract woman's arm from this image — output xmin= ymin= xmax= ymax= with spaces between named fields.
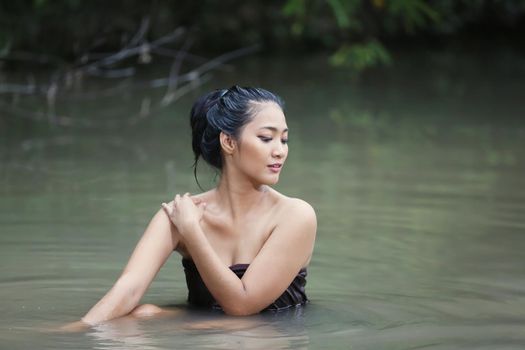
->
xmin=80 ymin=208 xmax=179 ymax=325
xmin=165 ymin=194 xmax=316 ymax=316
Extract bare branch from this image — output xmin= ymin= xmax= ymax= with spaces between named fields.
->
xmin=162 ymin=35 xmax=194 ymax=105
xmin=0 ymin=75 xmax=211 ymax=128
xmin=0 ymin=23 xmax=258 ymax=129
xmin=79 ymin=28 xmax=185 ymax=72
xmin=127 ymin=17 xmax=151 ymax=48
xmin=188 ymin=44 xmax=260 ymax=76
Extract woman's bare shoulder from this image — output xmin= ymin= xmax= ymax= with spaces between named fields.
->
xmin=190 ymin=190 xmax=215 ymax=201
xmin=270 ymin=191 xmax=317 ymax=264
xmin=269 ymin=189 xmax=317 ymax=222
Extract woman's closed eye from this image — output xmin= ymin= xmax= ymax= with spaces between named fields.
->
xmin=258 ymin=136 xmax=289 ymax=144
xmin=258 ymin=136 xmax=272 ymax=143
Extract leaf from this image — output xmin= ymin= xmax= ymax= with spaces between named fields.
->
xmin=388 ymin=0 xmax=441 ymax=33
xmin=327 ymin=0 xmax=351 ymax=28
xmin=330 ymin=40 xmax=391 ymax=71
xmin=283 ymin=0 xmax=307 ymax=17
xmin=0 ymin=35 xmax=12 ymax=58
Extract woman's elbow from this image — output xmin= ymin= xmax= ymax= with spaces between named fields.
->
xmin=222 ymin=307 xmax=255 ymax=317
xmin=221 ymin=302 xmax=261 ymax=316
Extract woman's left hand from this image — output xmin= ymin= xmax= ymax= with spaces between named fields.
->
xmin=161 ymin=193 xmax=206 ymax=237
xmin=58 ymin=320 xmax=90 ymax=333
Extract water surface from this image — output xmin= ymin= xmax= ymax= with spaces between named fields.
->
xmin=1 ymin=48 xmax=525 ymax=349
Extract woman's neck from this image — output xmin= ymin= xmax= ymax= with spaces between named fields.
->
xmin=215 ymin=172 xmax=269 ymax=221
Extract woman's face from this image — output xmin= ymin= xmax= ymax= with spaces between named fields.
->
xmin=232 ymin=102 xmax=289 ymax=185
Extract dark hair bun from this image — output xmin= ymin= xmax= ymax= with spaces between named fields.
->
xmin=190 ymin=89 xmax=226 ymax=170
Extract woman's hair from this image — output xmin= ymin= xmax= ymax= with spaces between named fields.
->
xmin=190 ymin=85 xmax=284 ymax=186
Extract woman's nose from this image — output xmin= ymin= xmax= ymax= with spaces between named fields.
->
xmin=272 ymin=143 xmax=285 ymax=158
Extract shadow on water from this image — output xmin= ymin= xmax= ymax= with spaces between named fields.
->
xmin=1 ymin=46 xmax=525 ymax=349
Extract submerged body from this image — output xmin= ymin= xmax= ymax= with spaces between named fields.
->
xmin=182 ymin=258 xmax=308 ymax=311
xmin=66 ymin=86 xmax=316 ymax=329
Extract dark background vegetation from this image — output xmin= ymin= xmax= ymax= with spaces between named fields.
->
xmin=1 ymin=0 xmax=524 ymax=72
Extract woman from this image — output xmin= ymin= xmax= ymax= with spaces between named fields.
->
xmin=74 ymin=86 xmax=316 ymax=326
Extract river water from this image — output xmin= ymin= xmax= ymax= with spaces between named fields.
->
xmin=1 ymin=48 xmax=524 ymax=349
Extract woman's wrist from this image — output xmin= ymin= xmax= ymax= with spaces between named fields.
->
xmin=181 ymin=223 xmax=209 ymax=251
xmin=80 ymin=316 xmax=96 ymax=326
xmin=180 ymin=221 xmax=203 ymax=239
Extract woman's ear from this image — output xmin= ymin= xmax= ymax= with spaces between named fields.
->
xmin=219 ymin=132 xmax=236 ymax=155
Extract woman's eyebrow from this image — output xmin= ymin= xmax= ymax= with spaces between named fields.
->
xmin=258 ymin=126 xmax=289 ymax=132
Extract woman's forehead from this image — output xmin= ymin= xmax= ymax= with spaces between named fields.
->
xmin=247 ymin=102 xmax=287 ymax=130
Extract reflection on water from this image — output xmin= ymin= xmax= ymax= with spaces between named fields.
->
xmin=1 ymin=48 xmax=525 ymax=349
xmin=85 ymin=307 xmax=309 ymax=350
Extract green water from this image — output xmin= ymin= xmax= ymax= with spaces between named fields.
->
xmin=1 ymin=48 xmax=525 ymax=349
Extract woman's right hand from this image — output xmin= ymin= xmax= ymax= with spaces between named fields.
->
xmin=161 ymin=193 xmax=207 ymax=236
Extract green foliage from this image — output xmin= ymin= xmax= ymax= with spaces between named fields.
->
xmin=282 ymin=0 xmax=443 ymax=70
xmin=0 ymin=36 xmax=11 ymax=57
xmin=326 ymin=0 xmax=361 ymax=30
xmin=283 ymin=0 xmax=307 ymax=35
xmin=283 ymin=0 xmax=307 ymax=17
xmin=330 ymin=40 xmax=391 ymax=70
xmin=387 ymin=0 xmax=441 ymax=33
xmin=0 ymin=0 xmax=523 ymax=72
xmin=282 ymin=0 xmax=525 ymax=71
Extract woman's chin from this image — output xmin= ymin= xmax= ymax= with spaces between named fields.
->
xmin=265 ymin=175 xmax=280 ymax=185
xmin=252 ymin=172 xmax=281 ymax=186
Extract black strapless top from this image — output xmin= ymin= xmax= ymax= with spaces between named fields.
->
xmin=182 ymin=258 xmax=308 ymax=311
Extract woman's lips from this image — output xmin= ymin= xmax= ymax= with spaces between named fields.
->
xmin=268 ymin=164 xmax=282 ymax=173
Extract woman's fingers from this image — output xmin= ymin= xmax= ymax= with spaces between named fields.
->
xmin=162 ymin=193 xmax=207 ymax=233
xmin=161 ymin=203 xmax=171 ymax=215
xmin=172 ymin=193 xmax=191 ymax=202
xmin=198 ymin=202 xmax=207 ymax=215
xmin=166 ymin=193 xmax=205 ymax=215
xmin=58 ymin=320 xmax=90 ymax=333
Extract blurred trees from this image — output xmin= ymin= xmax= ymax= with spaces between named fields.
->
xmin=1 ymin=0 xmax=524 ymax=71
xmin=283 ymin=0 xmax=525 ymax=69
